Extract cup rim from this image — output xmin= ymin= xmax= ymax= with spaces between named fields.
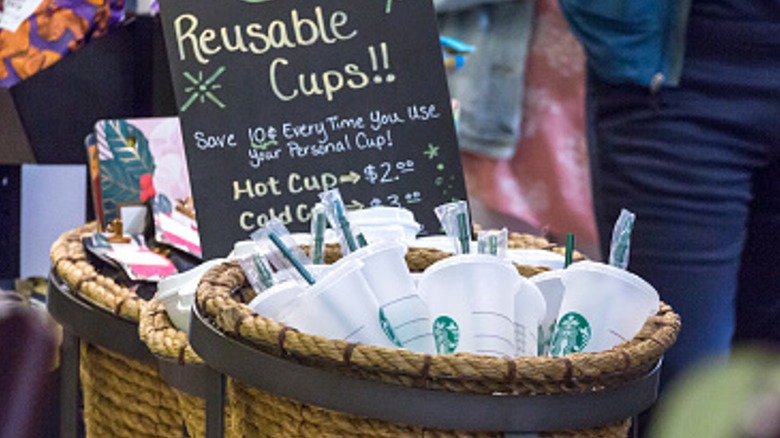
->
xmin=529 ymin=269 xmax=566 ymax=284
xmin=418 ymin=254 xmax=520 ymax=299
xmin=347 ymin=206 xmax=416 ymax=223
xmin=303 ymin=257 xmax=367 ymax=299
xmin=249 ymin=280 xmax=305 ymax=311
xmin=156 ymin=258 xmax=226 ymax=300
xmin=567 ymin=261 xmax=658 ymax=299
xmin=407 ymin=235 xmax=456 ymax=251
xmin=345 ymin=240 xmax=407 ymax=261
xmin=229 ymin=240 xmax=257 ymax=260
xmin=505 ymin=248 xmax=565 ymax=269
xmin=425 ymin=253 xmax=516 ymax=272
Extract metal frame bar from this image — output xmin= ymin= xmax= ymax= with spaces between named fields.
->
xmin=189 ymin=306 xmax=660 ymax=437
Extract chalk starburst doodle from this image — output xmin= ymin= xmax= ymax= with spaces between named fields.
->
xmin=423 ymin=143 xmax=440 ymax=159
xmin=180 ymin=66 xmax=227 ymax=112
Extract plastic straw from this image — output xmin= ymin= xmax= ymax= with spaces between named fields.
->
xmin=457 ymin=213 xmax=470 ymax=254
xmin=268 ymin=232 xmax=316 ymax=285
xmin=238 ymin=253 xmax=275 ymax=293
xmin=310 ymin=203 xmax=327 ymax=264
xmin=337 ymin=202 xmax=358 ymax=251
xmin=320 ymin=189 xmax=359 ymax=254
xmin=251 ymin=218 xmax=316 ymax=285
xmin=357 ymin=232 xmax=369 ymax=248
xmin=254 ymin=255 xmax=274 ymax=288
xmin=564 ymin=233 xmax=574 ymax=268
xmin=477 ymin=228 xmax=508 ymax=257
xmin=434 ymin=200 xmax=472 ymax=255
xmin=609 ymin=209 xmax=636 ymax=269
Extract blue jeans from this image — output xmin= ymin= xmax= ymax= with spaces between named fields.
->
xmin=586 ymin=12 xmax=780 ymax=387
xmin=437 ymin=1 xmax=534 ymax=159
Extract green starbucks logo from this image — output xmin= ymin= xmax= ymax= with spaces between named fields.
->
xmin=550 ymin=312 xmax=591 ymax=357
xmin=379 ymin=308 xmax=403 ymax=348
xmin=433 ymin=316 xmax=460 ymax=354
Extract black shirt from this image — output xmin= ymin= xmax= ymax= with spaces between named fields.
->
xmin=692 ymin=0 xmax=780 ymax=22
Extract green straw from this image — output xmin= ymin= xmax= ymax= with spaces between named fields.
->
xmin=457 ymin=212 xmax=470 ymax=254
xmin=312 ymin=211 xmax=326 ymax=264
xmin=335 ymin=202 xmax=358 ymax=252
xmin=356 ymin=232 xmax=368 ymax=248
xmin=268 ymin=232 xmax=316 ymax=285
xmin=253 ymin=255 xmax=274 ymax=289
xmin=564 ymin=233 xmax=574 ymax=268
xmin=488 ymin=234 xmax=498 ymax=256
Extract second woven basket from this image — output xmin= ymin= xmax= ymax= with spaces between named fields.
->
xmin=191 ymin=238 xmax=677 ymax=437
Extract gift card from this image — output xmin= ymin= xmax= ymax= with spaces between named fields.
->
xmin=94 ymin=117 xmax=202 ymax=258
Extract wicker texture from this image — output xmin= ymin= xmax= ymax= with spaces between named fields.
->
xmin=50 ymin=224 xmax=184 ymax=437
xmin=50 ymin=223 xmax=144 ymax=320
xmin=139 ymin=298 xmax=240 ymax=438
xmin=79 ymin=342 xmax=182 ymax=437
xmin=227 ymin=380 xmax=630 ymax=437
xmin=195 ymin=241 xmax=679 ymax=437
xmin=139 ymin=298 xmax=203 ymax=365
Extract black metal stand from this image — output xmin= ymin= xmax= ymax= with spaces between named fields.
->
xmin=47 ymin=268 xmax=660 ymax=438
xmin=47 ymin=271 xmax=157 ymax=438
xmin=189 ymin=305 xmax=660 ymax=438
xmin=47 ymin=270 xmax=214 ymax=438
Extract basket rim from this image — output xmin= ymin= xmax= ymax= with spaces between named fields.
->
xmin=191 ymin=300 xmax=661 ymax=432
xmin=196 ymin=260 xmax=681 ymax=396
xmin=50 ymin=222 xmax=146 ymax=322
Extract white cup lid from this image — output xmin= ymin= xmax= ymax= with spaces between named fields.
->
xmin=347 ymin=206 xmax=417 ymax=224
xmin=156 ymin=258 xmax=226 ymax=300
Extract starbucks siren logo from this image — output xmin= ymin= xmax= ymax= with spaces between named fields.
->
xmin=432 ymin=316 xmax=460 ymax=354
xmin=379 ymin=308 xmax=403 ymax=347
xmin=550 ymin=312 xmax=591 ymax=357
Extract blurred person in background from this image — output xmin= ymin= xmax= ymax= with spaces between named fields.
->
xmin=560 ymin=0 xmax=780 ymax=393
xmin=436 ymin=0 xmax=599 ymax=258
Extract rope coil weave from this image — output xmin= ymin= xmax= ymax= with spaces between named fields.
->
xmin=50 ymin=223 xmax=183 ymax=437
xmin=139 ymin=297 xmax=240 ymax=438
xmin=193 ymin=236 xmax=677 ymax=437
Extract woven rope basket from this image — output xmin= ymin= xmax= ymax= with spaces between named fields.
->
xmin=50 ymin=223 xmax=184 ymax=437
xmin=193 ymin=237 xmax=676 ymax=437
xmin=137 ymin=242 xmax=347 ymax=437
xmin=139 ymin=298 xmax=212 ymax=438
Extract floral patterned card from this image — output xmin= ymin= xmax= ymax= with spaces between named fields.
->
xmin=95 ymin=117 xmax=202 ymax=258
xmin=85 ymin=233 xmax=177 ymax=282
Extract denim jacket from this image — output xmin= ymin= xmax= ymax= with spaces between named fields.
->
xmin=559 ymin=0 xmax=692 ymax=89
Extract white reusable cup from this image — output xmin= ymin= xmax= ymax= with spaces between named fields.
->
xmin=277 ymin=258 xmax=395 ymax=348
xmin=419 ymin=254 xmax=521 ymax=357
xmin=275 ymin=264 xmax=333 ymax=284
xmin=530 ymin=270 xmax=567 ymax=355
xmin=347 ymin=206 xmax=422 ymax=244
xmin=341 ymin=241 xmax=434 ymax=353
xmin=409 ymin=236 xmax=478 ymax=254
xmin=549 ymin=261 xmax=660 ymax=356
xmin=227 ymin=240 xmax=256 ymax=260
xmin=155 ymin=258 xmax=226 ymax=333
xmin=506 ymin=249 xmax=566 ymax=270
xmin=247 ymin=281 xmax=305 ymax=319
xmin=514 ymin=277 xmax=546 ymax=357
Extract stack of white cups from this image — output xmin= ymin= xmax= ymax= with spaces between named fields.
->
xmin=534 ymin=261 xmax=660 ymax=356
xmin=418 ymin=254 xmax=546 ymax=357
xmin=269 ymin=241 xmax=436 ymax=354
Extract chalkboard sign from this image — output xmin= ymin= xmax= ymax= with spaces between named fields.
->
xmin=158 ymin=0 xmax=468 ymax=258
